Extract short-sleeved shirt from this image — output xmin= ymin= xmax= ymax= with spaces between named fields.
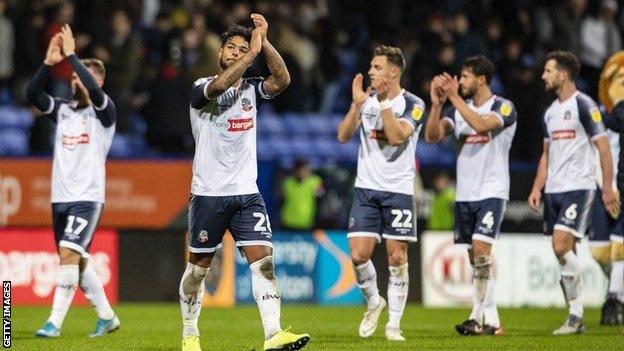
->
xmin=442 ymin=95 xmax=517 ymax=201
xmin=47 ymin=96 xmax=116 ymax=203
xmin=543 ymin=91 xmax=606 ymax=193
xmin=189 ymin=76 xmax=272 ymax=196
xmin=354 ymin=90 xmax=425 ymax=195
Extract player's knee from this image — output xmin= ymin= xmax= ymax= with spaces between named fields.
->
xmin=351 ymin=252 xmax=371 ymax=266
xmin=590 ymin=246 xmax=612 ymax=267
xmin=473 ymin=255 xmax=492 ymax=279
xmin=58 ymin=247 xmax=81 ymax=265
xmin=388 ymin=249 xmax=407 ymax=267
xmin=612 ymin=242 xmax=624 ymax=261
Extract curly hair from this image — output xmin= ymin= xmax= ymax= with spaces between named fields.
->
xmin=599 ymin=51 xmax=624 ymax=112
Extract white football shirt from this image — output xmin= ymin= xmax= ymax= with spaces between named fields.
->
xmin=543 ymin=91 xmax=606 ymax=193
xmin=354 ymin=90 xmax=425 ymax=195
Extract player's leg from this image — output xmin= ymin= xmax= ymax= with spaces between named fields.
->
xmin=232 ymin=193 xmax=309 ymax=351
xmin=380 ymin=191 xmax=416 ymax=341
xmin=452 ymin=201 xmax=482 ymax=335
xmin=36 ymin=203 xmax=81 ymax=337
xmin=180 ymin=195 xmax=229 ymax=351
xmin=347 ymin=188 xmax=385 ymax=337
xmin=608 ymin=232 xmax=624 ymax=324
xmin=472 ymin=199 xmax=506 ymax=336
xmin=552 ymin=190 xmax=594 ymax=335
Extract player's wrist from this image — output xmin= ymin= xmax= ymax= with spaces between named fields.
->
xmin=379 ymin=99 xmax=392 ymax=110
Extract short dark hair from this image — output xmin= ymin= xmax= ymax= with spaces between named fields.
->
xmin=81 ymin=58 xmax=106 ymax=79
xmin=373 ymin=45 xmax=406 ymax=71
xmin=220 ymin=24 xmax=252 ymax=47
xmin=546 ymin=50 xmax=580 ymax=79
xmin=461 ymin=55 xmax=494 ymax=84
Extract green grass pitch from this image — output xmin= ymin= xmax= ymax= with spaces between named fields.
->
xmin=9 ymin=304 xmax=623 ymax=350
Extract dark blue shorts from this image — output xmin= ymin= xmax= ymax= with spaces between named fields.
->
xmin=589 ymin=187 xmax=621 ymax=245
xmin=52 ymin=201 xmax=103 ymax=258
xmin=347 ymin=187 xmax=417 ymax=243
xmin=454 ymin=198 xmax=506 ymax=246
xmin=188 ymin=193 xmax=273 ymax=253
xmin=544 ymin=190 xmax=595 ymax=239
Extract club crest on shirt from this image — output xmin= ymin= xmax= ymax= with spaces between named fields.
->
xmin=500 ymin=103 xmax=512 ymax=117
xmin=411 ymin=105 xmax=423 ymax=120
xmin=590 ymin=108 xmax=602 ymax=122
xmin=241 ymin=98 xmax=253 ymax=111
xmin=564 ymin=110 xmax=572 ymax=120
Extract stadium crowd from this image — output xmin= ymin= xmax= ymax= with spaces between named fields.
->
xmin=0 ymin=0 xmax=623 ymax=160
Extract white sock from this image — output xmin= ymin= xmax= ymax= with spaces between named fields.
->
xmin=179 ymin=262 xmax=208 ymax=337
xmin=48 ymin=264 xmax=79 ymax=328
xmin=609 ymin=260 xmax=624 ymax=302
xmin=250 ymin=256 xmax=282 ymax=340
xmin=80 ymin=265 xmax=115 ymax=320
xmin=483 ymin=278 xmax=500 ymax=327
xmin=354 ymin=260 xmax=381 ymax=309
xmin=387 ymin=264 xmax=409 ymax=329
xmin=560 ymin=251 xmax=583 ymax=318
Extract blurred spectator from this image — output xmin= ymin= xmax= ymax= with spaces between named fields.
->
xmin=43 ymin=0 xmax=74 ymax=99
xmin=427 ymin=172 xmax=455 ymax=231
xmin=95 ymin=9 xmax=141 ymax=133
xmin=580 ymin=0 xmax=622 ymax=99
xmin=451 ymin=13 xmax=486 ymax=63
xmin=0 ymin=0 xmax=14 ymax=89
xmin=551 ymin=0 xmax=588 ymax=55
xmin=280 ymin=159 xmax=324 ymax=231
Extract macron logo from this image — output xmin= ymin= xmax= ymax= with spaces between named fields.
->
xmin=62 ymin=133 xmax=90 ymax=146
xmin=227 ymin=118 xmax=254 ymax=132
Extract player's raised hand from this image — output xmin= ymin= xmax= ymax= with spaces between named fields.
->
xmin=603 ymin=188 xmax=621 ymax=219
xmin=251 ymin=13 xmax=268 ymax=41
xmin=351 ymin=73 xmax=371 ymax=107
xmin=430 ymin=77 xmax=447 ymax=106
xmin=527 ymin=189 xmax=541 ymax=212
xmin=439 ymin=72 xmax=459 ymax=98
xmin=44 ymin=33 xmax=64 ymax=66
xmin=60 ymin=24 xmax=76 ymax=56
xmin=248 ymin=27 xmax=263 ymax=56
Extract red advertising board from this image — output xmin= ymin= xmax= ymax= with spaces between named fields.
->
xmin=0 ymin=228 xmax=118 ymax=305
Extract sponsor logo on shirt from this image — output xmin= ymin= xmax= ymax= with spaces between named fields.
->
xmin=412 ymin=105 xmax=424 ymax=121
xmin=62 ymin=133 xmax=90 ymax=146
xmin=465 ymin=133 xmax=490 ymax=144
xmin=590 ymin=108 xmax=602 ymax=122
xmin=500 ymin=103 xmax=512 ymax=117
xmin=551 ymin=129 xmax=576 ymax=140
xmin=227 ymin=118 xmax=254 ymax=132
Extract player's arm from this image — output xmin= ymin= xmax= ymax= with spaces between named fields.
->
xmin=337 ymin=73 xmax=369 ymax=143
xmin=595 ymin=136 xmax=620 ymax=216
xmin=439 ymin=73 xmax=503 ymax=133
xmin=528 ymin=141 xmax=549 ymax=211
xmin=252 ymin=14 xmax=290 ymax=97
xmin=424 ymin=76 xmax=453 ymax=143
xmin=61 ymin=25 xmax=115 ymax=127
xmin=204 ymin=28 xmax=263 ymax=100
xmin=26 ymin=33 xmax=64 ymax=117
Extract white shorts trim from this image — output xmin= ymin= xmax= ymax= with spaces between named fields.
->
xmin=235 ymin=240 xmax=274 ymax=248
xmin=59 ymin=240 xmax=89 ymax=258
xmin=588 ymin=240 xmax=612 ymax=248
xmin=347 ymin=231 xmax=382 ymax=243
xmin=472 ymin=233 xmax=496 ymax=245
xmin=554 ymin=224 xmax=583 ymax=239
xmin=188 ymin=243 xmax=223 ymax=254
xmin=611 ymin=234 xmax=624 ymax=243
xmin=382 ymin=233 xmax=418 ymax=243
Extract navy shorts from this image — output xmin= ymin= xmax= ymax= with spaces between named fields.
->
xmin=589 ymin=187 xmax=621 ymax=246
xmin=454 ymin=198 xmax=506 ymax=246
xmin=188 ymin=193 xmax=273 ymax=253
xmin=347 ymin=187 xmax=417 ymax=243
xmin=52 ymin=201 xmax=103 ymax=258
xmin=544 ymin=190 xmax=595 ymax=239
